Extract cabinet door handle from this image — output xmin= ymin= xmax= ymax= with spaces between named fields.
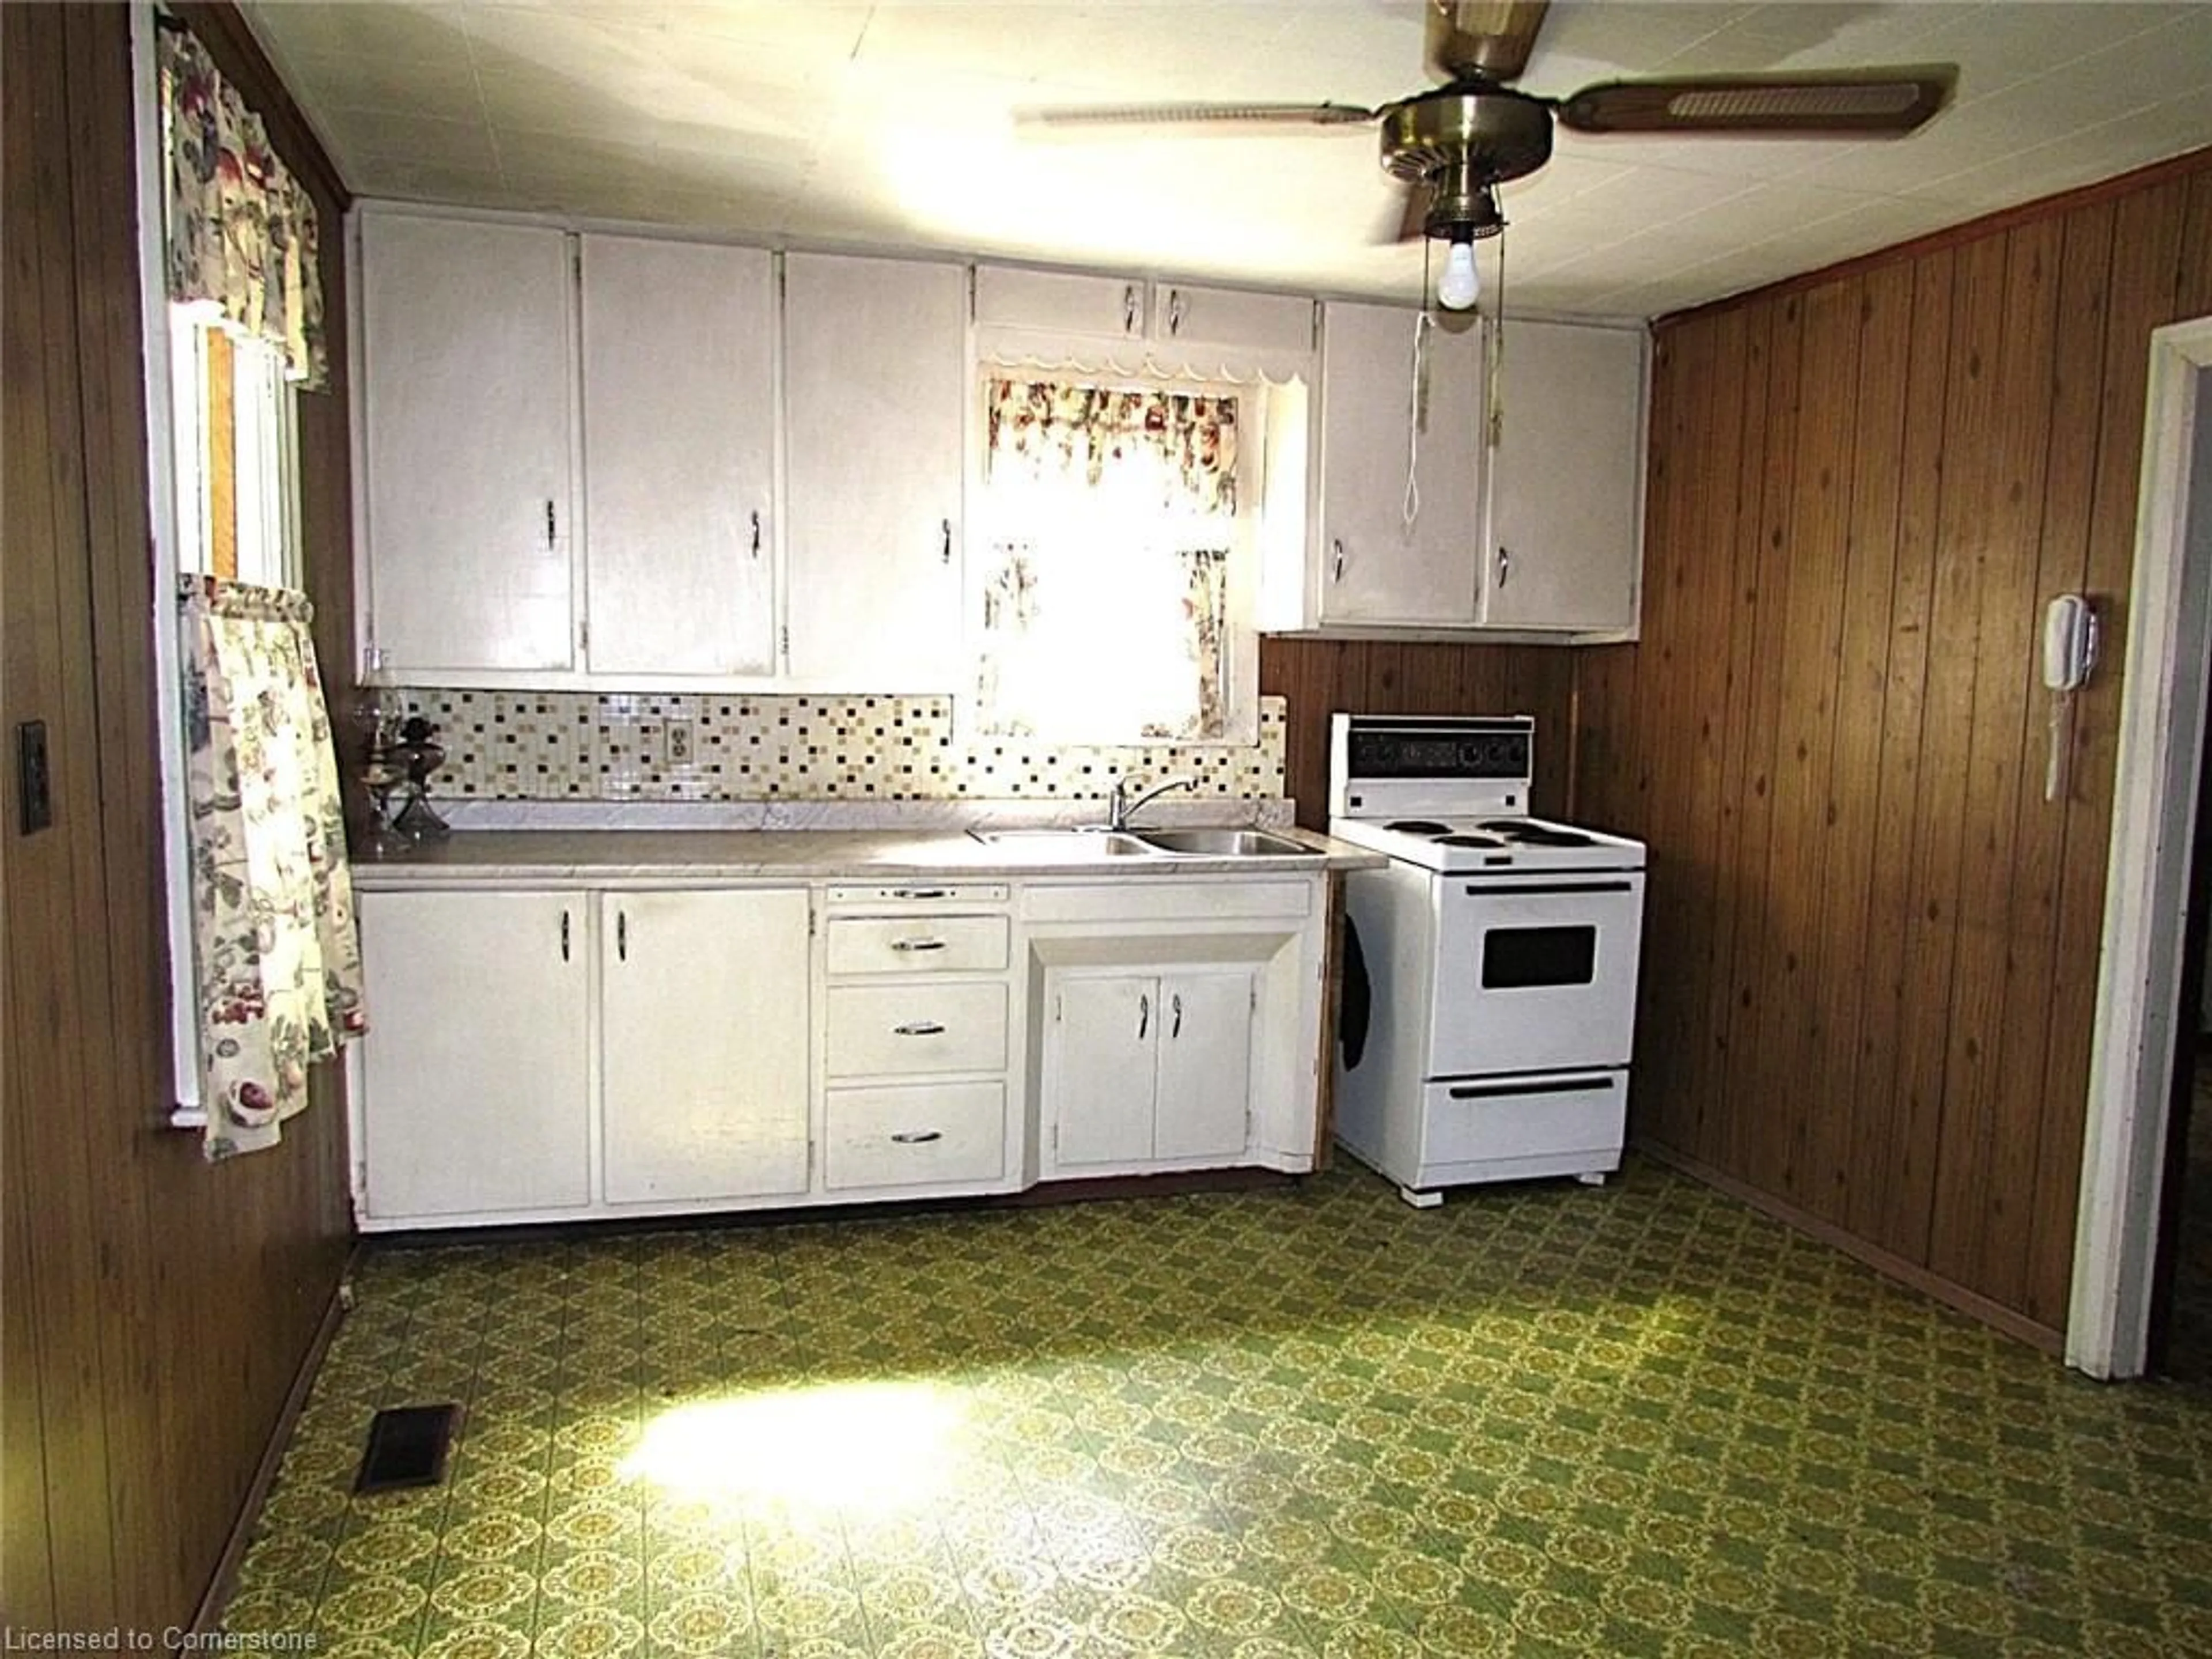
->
xmin=940 ymin=517 xmax=953 ymax=565
xmin=1123 ymin=283 xmax=1141 ymax=335
xmin=892 ymin=1020 xmax=946 ymax=1037
xmin=1497 ymin=546 xmax=1512 ymax=589
xmin=1171 ymin=992 xmax=1183 ymax=1039
xmin=544 ymin=499 xmax=557 ymax=551
xmin=560 ymin=908 xmax=570 ymax=961
xmin=890 ymin=938 xmax=946 ymax=953
xmin=617 ymin=911 xmax=628 ymax=962
xmin=750 ymin=510 xmax=762 ymax=559
xmin=889 ymin=1130 xmax=943 ymax=1145
xmin=1138 ymin=993 xmax=1150 ymax=1041
xmin=892 ymin=888 xmax=950 ymax=900
xmin=1332 ymin=538 xmax=1346 ymax=583
xmin=1167 ymin=287 xmax=1185 ymax=336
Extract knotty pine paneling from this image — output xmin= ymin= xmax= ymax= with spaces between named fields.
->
xmin=1578 ymin=145 xmax=2212 ymax=1343
xmin=1258 ymin=637 xmax=1579 ymax=827
xmin=1 ymin=2 xmax=354 ymax=1626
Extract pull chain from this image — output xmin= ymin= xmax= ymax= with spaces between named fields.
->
xmin=1405 ymin=238 xmax=1433 ymax=531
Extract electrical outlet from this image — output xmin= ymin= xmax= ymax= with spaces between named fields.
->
xmin=664 ymin=721 xmax=693 ymax=766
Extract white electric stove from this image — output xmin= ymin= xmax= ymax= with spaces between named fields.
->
xmin=1329 ymin=714 xmax=1646 ymax=1206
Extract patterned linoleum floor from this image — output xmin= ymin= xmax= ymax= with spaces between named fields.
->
xmin=222 ymin=1157 xmax=2212 ymax=1658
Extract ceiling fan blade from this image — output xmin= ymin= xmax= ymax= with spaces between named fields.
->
xmin=1426 ymin=0 xmax=1550 ymax=84
xmin=1015 ymin=100 xmax=1375 ymax=132
xmin=1556 ymin=66 xmax=1957 ymax=136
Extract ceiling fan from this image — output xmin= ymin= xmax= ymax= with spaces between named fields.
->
xmin=1021 ymin=1 xmax=1956 ymax=309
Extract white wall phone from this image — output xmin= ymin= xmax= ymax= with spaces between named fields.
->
xmin=2044 ymin=593 xmax=2099 ymax=800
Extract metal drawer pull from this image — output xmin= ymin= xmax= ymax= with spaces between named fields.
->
xmin=1332 ymin=537 xmax=1346 ymax=582
xmin=1167 ymin=287 xmax=1185 ymax=336
xmin=891 ymin=888 xmax=950 ymax=900
xmin=890 ymin=938 xmax=947 ymax=953
xmin=560 ymin=909 xmax=570 ymax=961
xmin=617 ymin=911 xmax=627 ymax=961
xmin=1171 ymin=993 xmax=1183 ymax=1039
xmin=750 ymin=510 xmax=762 ymax=559
xmin=1497 ymin=546 xmax=1511 ymax=588
xmin=1138 ymin=993 xmax=1149 ymax=1041
xmin=1448 ymin=1077 xmax=1615 ymax=1100
xmin=890 ymin=1130 xmax=943 ymax=1145
xmin=1123 ymin=283 xmax=1140 ymax=334
xmin=940 ymin=518 xmax=953 ymax=565
xmin=544 ymin=499 xmax=556 ymax=551
xmin=1461 ymin=880 xmax=1634 ymax=897
xmin=892 ymin=1021 xmax=946 ymax=1037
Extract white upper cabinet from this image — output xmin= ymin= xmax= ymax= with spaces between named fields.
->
xmin=1482 ymin=319 xmax=1646 ymax=632
xmin=974 ymin=264 xmax=1313 ymax=362
xmin=580 ymin=236 xmax=777 ymax=676
xmin=1149 ymin=281 xmax=1313 ymax=358
xmin=1310 ymin=301 xmax=1486 ymax=626
xmin=359 ymin=215 xmax=577 ymax=675
xmin=976 ymin=264 xmax=1147 ymax=338
xmin=782 ymin=251 xmax=967 ymax=690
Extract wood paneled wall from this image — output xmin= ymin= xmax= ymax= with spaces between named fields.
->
xmin=1259 ymin=638 xmax=1580 ymax=828
xmin=1577 ymin=148 xmax=2212 ymax=1343
xmin=2 ymin=3 xmax=355 ymax=1626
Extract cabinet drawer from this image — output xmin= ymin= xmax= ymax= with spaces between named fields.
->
xmin=825 ymin=982 xmax=1008 ymax=1077
xmin=826 ymin=915 xmax=1009 ymax=976
xmin=825 ymin=1081 xmax=1006 ymax=1190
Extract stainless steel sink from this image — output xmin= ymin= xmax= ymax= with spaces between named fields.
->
xmin=967 ymin=828 xmax=1157 ymax=856
xmin=1134 ymin=828 xmax=1313 ymax=858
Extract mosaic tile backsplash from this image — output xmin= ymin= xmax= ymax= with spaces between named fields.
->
xmin=392 ymin=691 xmax=1288 ymax=804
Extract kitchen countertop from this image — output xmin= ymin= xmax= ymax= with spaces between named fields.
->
xmin=350 ymin=826 xmax=1386 ymax=888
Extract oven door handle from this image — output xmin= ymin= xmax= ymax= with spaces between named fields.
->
xmin=1459 ymin=880 xmax=1637 ymax=897
xmin=1448 ymin=1076 xmax=1616 ymax=1100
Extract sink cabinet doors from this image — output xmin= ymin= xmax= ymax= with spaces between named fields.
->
xmin=1045 ymin=968 xmax=1255 ymax=1170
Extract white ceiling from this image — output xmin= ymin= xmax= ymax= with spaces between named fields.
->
xmin=241 ymin=1 xmax=2212 ymax=320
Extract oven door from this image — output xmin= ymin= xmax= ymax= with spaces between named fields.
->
xmin=1428 ymin=872 xmax=1645 ymax=1075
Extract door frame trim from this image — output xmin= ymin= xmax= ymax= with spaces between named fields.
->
xmin=2070 ymin=316 xmax=2212 ymax=1378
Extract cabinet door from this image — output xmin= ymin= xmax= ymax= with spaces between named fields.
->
xmin=360 ymin=216 xmax=575 ymax=673
xmin=1482 ymin=320 xmax=1646 ymax=632
xmin=783 ymin=252 xmax=967 ymax=688
xmin=1152 ymin=970 xmax=1255 ymax=1161
xmin=357 ymin=891 xmax=589 ymax=1219
xmin=1153 ymin=282 xmax=1312 ymax=358
xmin=1316 ymin=301 xmax=1485 ymax=625
xmin=581 ymin=236 xmax=776 ymax=675
xmin=601 ymin=888 xmax=809 ymax=1204
xmin=1046 ymin=974 xmax=1158 ymax=1168
xmin=975 ymin=263 xmax=1145 ymax=338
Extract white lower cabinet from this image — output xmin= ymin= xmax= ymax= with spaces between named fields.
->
xmin=1045 ymin=968 xmax=1254 ymax=1171
xmin=356 ymin=889 xmax=592 ymax=1221
xmin=353 ymin=870 xmax=1327 ymax=1226
xmin=600 ymin=888 xmax=809 ymax=1205
xmin=353 ymin=885 xmax=808 ymax=1228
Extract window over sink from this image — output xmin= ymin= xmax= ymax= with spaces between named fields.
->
xmin=971 ymin=369 xmax=1287 ymax=745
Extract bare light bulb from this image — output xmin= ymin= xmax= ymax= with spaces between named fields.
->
xmin=1437 ymin=238 xmax=1480 ymax=311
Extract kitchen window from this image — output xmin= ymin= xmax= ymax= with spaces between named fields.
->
xmin=168 ymin=305 xmax=300 ymax=585
xmin=971 ymin=372 xmax=1266 ymax=744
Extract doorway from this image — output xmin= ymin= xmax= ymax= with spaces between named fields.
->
xmin=2071 ymin=325 xmax=2212 ymax=1380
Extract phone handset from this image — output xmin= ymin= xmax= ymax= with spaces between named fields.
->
xmin=2044 ymin=594 xmax=2099 ymax=801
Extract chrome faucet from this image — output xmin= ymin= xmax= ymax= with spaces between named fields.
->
xmin=1107 ymin=774 xmax=1198 ymax=832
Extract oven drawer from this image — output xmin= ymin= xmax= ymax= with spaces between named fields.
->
xmin=1419 ymin=1071 xmax=1628 ymax=1169
xmin=824 ymin=1081 xmax=1006 ymax=1190
xmin=825 ymin=983 xmax=1008 ymax=1077
xmin=827 ymin=915 xmax=1009 ymax=976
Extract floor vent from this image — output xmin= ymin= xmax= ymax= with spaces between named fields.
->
xmin=354 ymin=1403 xmax=461 ymax=1494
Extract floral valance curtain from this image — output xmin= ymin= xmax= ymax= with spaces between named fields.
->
xmin=158 ymin=19 xmax=327 ymax=388
xmin=183 ymin=580 xmax=364 ymax=1160
xmin=986 ymin=378 xmax=1240 ymax=516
